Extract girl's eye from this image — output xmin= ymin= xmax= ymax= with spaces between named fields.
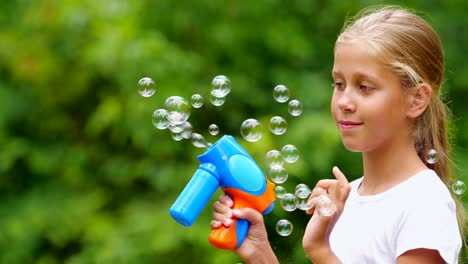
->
xmin=360 ymin=85 xmax=374 ymax=92
xmin=333 ymin=82 xmax=345 ymax=90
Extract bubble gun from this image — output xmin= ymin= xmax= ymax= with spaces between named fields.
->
xmin=169 ymin=135 xmax=276 ymax=249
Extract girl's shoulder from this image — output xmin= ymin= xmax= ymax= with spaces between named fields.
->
xmin=399 ymin=169 xmax=455 ymax=209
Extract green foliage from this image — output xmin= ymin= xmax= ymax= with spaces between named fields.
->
xmin=0 ymin=0 xmax=466 ymax=263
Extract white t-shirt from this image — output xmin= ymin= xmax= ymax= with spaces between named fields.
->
xmin=329 ymin=169 xmax=461 ymax=264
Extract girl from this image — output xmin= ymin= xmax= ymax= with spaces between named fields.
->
xmin=210 ymin=5 xmax=465 ymax=264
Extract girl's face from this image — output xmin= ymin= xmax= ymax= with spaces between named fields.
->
xmin=331 ymin=42 xmax=411 ymax=153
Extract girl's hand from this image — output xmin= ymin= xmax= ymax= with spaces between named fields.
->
xmin=302 ymin=166 xmax=351 ymax=262
xmin=210 ymin=195 xmax=278 ymax=264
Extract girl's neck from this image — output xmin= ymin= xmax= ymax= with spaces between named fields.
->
xmin=359 ymin=140 xmax=427 ymax=196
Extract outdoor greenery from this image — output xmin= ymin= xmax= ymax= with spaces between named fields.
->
xmin=0 ymin=0 xmax=466 ymax=263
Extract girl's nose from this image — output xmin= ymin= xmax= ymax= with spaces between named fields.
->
xmin=337 ymin=90 xmax=356 ymax=113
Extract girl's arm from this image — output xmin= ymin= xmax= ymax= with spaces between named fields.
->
xmin=302 ymin=166 xmax=350 ymax=264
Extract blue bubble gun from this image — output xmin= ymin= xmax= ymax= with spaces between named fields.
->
xmin=169 ymin=135 xmax=276 ymax=249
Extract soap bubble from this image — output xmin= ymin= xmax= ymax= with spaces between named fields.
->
xmin=452 ymin=180 xmax=466 ymax=195
xmin=273 ymin=84 xmax=290 ymax=103
xmin=269 ymin=165 xmax=288 ymax=184
xmin=191 ymin=133 xmax=211 ymax=149
xmin=240 ymin=119 xmax=263 ymax=142
xmin=208 ymin=124 xmax=219 ymax=136
xmin=269 ymin=116 xmax=288 ymax=135
xmin=181 ymin=122 xmax=193 ymax=139
xmin=288 ymin=99 xmax=303 ymax=117
xmin=168 ymin=123 xmax=184 ymax=133
xmin=297 ymin=196 xmax=313 ymax=211
xmin=138 ymin=77 xmax=156 ymax=97
xmin=424 ymin=149 xmax=438 ymax=164
xmin=165 ymin=96 xmax=191 ymax=125
xmin=171 ymin=131 xmax=184 ymax=141
xmin=281 ymin=144 xmax=299 ymax=163
xmin=209 ymin=94 xmax=226 ymax=106
xmin=295 ymin=183 xmax=311 ymax=199
xmin=211 ymin=75 xmax=231 ymax=98
xmin=280 ymin=193 xmax=297 ymax=212
xmin=265 ymin=150 xmax=284 ymax=168
xmin=152 ymin=109 xmax=169 ymax=130
xmin=276 ymin=219 xmax=293 ymax=236
xmin=274 ymin=186 xmax=287 ymax=198
xmin=315 ymin=194 xmax=336 ymax=216
xmin=190 ymin=94 xmax=204 ymax=108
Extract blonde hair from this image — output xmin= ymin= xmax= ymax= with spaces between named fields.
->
xmin=336 ymin=5 xmax=467 ymax=245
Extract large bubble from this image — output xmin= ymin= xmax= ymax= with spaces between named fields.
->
xmin=276 ymin=219 xmax=293 ymax=236
xmin=269 ymin=116 xmax=288 ymax=135
xmin=273 ymin=84 xmax=290 ymax=103
xmin=211 ymin=75 xmax=232 ymax=98
xmin=138 ymin=77 xmax=156 ymax=97
xmin=240 ymin=119 xmax=263 ymax=142
xmin=165 ymin=96 xmax=191 ymax=125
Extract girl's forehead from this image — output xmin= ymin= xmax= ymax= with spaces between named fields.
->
xmin=333 ymin=42 xmax=400 ymax=84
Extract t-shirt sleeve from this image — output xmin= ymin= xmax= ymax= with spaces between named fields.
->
xmin=395 ymin=196 xmax=462 ymax=264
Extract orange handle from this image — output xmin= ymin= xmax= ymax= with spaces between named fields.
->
xmin=209 ymin=218 xmax=249 ymax=249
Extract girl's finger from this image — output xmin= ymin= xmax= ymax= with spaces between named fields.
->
xmin=315 ymin=179 xmax=336 ymax=190
xmin=212 ymin=212 xmax=233 ymax=227
xmin=210 ymin=220 xmax=222 ymax=229
xmin=219 ymin=194 xmax=234 ymax=207
xmin=332 ymin=166 xmax=349 ymax=186
xmin=213 ymin=201 xmax=233 ymax=217
xmin=311 ymin=186 xmax=328 ymax=198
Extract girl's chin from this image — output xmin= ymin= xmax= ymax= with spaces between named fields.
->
xmin=341 ymin=140 xmax=364 ymax=152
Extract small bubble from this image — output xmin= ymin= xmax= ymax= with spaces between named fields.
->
xmin=152 ymin=109 xmax=169 ymax=130
xmin=425 ymin=149 xmax=438 ymax=164
xmin=191 ymin=133 xmax=211 ymax=149
xmin=276 ymin=219 xmax=293 ymax=236
xmin=269 ymin=116 xmax=288 ymax=135
xmin=181 ymin=122 xmax=193 ymax=139
xmin=274 ymin=186 xmax=287 ymax=198
xmin=269 ymin=165 xmax=288 ymax=184
xmin=281 ymin=144 xmax=299 ymax=163
xmin=171 ymin=130 xmax=184 ymax=141
xmin=138 ymin=77 xmax=156 ymax=97
xmin=280 ymin=193 xmax=297 ymax=212
xmin=295 ymin=183 xmax=311 ymax=199
xmin=265 ymin=150 xmax=284 ymax=168
xmin=452 ymin=180 xmax=466 ymax=195
xmin=165 ymin=96 xmax=191 ymax=125
xmin=315 ymin=195 xmax=336 ymax=216
xmin=209 ymin=94 xmax=226 ymax=106
xmin=288 ymin=99 xmax=303 ymax=117
xmin=273 ymin=84 xmax=290 ymax=103
xmin=297 ymin=197 xmax=313 ymax=211
xmin=208 ymin=124 xmax=219 ymax=136
xmin=211 ymin=75 xmax=231 ymax=98
xmin=190 ymin=94 xmax=204 ymax=108
xmin=168 ymin=123 xmax=184 ymax=133
xmin=240 ymin=119 xmax=263 ymax=142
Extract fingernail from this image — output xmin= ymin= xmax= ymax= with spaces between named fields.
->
xmin=224 ymin=218 xmax=232 ymax=225
xmin=232 ymin=209 xmax=241 ymax=216
xmin=226 ymin=210 xmax=232 ymax=217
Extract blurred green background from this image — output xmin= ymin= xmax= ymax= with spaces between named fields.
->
xmin=0 ymin=0 xmax=466 ymax=263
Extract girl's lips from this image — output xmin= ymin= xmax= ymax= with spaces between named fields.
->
xmin=338 ymin=121 xmax=363 ymax=130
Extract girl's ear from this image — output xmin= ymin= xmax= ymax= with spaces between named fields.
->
xmin=407 ymin=83 xmax=432 ymax=118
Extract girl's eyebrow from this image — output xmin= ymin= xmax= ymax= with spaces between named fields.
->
xmin=332 ymin=70 xmax=379 ymax=83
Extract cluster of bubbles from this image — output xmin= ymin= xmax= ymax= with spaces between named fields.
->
xmin=142 ymin=75 xmax=232 ymax=147
xmin=424 ymin=149 xmax=466 ymax=196
xmin=142 ymin=76 xmax=304 ymax=149
xmin=274 ymin=184 xmax=336 ymax=214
